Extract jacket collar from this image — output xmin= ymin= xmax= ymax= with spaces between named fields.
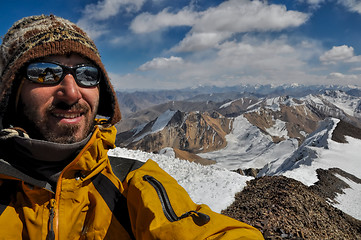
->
xmin=9 ymin=131 xmax=91 ymax=162
xmin=0 ymin=123 xmax=117 ymax=191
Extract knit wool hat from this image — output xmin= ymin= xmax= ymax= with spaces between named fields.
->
xmin=0 ymin=14 xmax=121 ymax=127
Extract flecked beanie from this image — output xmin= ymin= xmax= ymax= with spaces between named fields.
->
xmin=0 ymin=14 xmax=121 ymax=128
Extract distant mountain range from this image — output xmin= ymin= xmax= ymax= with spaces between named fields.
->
xmin=116 ymin=84 xmax=361 ymax=118
xmin=116 ymin=86 xmax=361 ymax=168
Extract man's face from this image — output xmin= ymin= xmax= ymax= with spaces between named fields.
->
xmin=19 ymin=54 xmax=100 ymax=143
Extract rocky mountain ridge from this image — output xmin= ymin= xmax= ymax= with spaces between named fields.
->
xmin=116 ymin=84 xmax=361 ymax=118
xmin=116 ymin=110 xmax=232 ymax=164
xmin=116 ymin=90 xmax=361 ymax=166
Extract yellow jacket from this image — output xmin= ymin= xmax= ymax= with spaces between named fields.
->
xmin=0 ymin=125 xmax=263 ymax=239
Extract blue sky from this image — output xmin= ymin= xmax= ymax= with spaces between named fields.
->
xmin=2 ymin=0 xmax=361 ymax=91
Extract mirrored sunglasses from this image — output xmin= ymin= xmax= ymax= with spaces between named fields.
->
xmin=26 ymin=61 xmax=101 ymax=87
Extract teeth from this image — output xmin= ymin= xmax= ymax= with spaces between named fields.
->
xmin=53 ymin=113 xmax=82 ymax=119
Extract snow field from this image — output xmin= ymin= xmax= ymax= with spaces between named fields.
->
xmin=108 ymin=147 xmax=252 ymax=213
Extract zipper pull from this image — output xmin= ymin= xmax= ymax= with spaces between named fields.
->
xmin=47 ymin=199 xmax=56 ymax=240
xmin=143 ymin=175 xmax=211 ymax=226
xmin=179 ymin=211 xmax=210 ymax=226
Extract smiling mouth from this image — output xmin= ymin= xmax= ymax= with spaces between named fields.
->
xmin=49 ymin=102 xmax=89 ymax=121
xmin=52 ymin=112 xmax=84 ymax=119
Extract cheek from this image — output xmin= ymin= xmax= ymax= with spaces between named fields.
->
xmin=82 ymin=88 xmax=99 ymax=110
xmin=21 ymin=87 xmax=53 ymax=113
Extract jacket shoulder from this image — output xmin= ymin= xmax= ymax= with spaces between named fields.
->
xmin=108 ymin=156 xmax=144 ymax=182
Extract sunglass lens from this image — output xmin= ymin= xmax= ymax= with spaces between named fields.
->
xmin=76 ymin=66 xmax=100 ymax=86
xmin=27 ymin=62 xmax=62 ymax=83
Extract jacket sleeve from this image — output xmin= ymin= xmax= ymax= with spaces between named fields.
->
xmin=122 ymin=159 xmax=264 ymax=240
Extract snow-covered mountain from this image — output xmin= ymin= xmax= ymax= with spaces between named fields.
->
xmin=116 ymin=84 xmax=361 ymax=119
xmin=116 ymin=110 xmax=232 ymax=160
xmin=117 ymin=90 xmax=361 ymax=165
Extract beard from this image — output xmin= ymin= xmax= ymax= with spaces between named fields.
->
xmin=18 ymin=101 xmax=97 ymax=144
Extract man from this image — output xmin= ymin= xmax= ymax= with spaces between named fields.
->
xmin=0 ymin=15 xmax=263 ymax=239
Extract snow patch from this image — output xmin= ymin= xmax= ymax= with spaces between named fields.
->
xmin=265 ymin=117 xmax=288 ymax=139
xmin=151 ymin=110 xmax=177 ymax=133
xmin=265 ymin=97 xmax=281 ymax=111
xmin=133 ymin=110 xmax=176 ymax=142
xmin=198 ymin=115 xmax=297 ymax=170
xmin=220 ymin=99 xmax=238 ymax=109
xmin=260 ymin=118 xmax=338 ymax=182
xmin=159 ymin=147 xmax=176 ymax=158
xmin=108 ymin=147 xmax=252 ymax=213
xmin=332 ymin=174 xmax=361 ymax=220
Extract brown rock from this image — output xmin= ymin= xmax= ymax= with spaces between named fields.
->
xmin=222 ymin=175 xmax=361 ymax=240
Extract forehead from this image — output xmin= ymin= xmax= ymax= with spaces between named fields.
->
xmin=40 ymin=54 xmax=91 ymax=66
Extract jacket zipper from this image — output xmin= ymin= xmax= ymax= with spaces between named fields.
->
xmin=44 ymin=129 xmax=99 ymax=240
xmin=143 ymin=175 xmax=210 ymax=225
xmin=47 ymin=199 xmax=56 ymax=240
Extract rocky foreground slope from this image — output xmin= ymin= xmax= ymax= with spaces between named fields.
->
xmin=222 ymin=171 xmax=361 ymax=239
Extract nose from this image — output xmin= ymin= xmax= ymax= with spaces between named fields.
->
xmin=55 ymin=74 xmax=82 ymax=104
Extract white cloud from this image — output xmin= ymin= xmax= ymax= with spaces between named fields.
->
xmin=171 ymin=32 xmax=230 ymax=52
xmin=76 ymin=19 xmax=109 ymax=40
xmin=83 ymin=0 xmax=145 ymax=20
xmin=193 ymin=0 xmax=308 ymax=33
xmin=130 ymin=8 xmax=198 ymax=33
xmin=320 ymin=45 xmax=361 ymax=64
xmin=338 ymin=0 xmax=361 ymax=14
xmin=120 ymin=36 xmax=326 ymax=90
xmin=350 ymin=67 xmax=361 ymax=72
xmin=171 ymin=0 xmax=309 ymax=52
xmin=138 ymin=56 xmax=184 ymax=71
xmin=77 ymin=0 xmax=146 ymax=39
xmin=298 ymin=0 xmax=326 ymax=8
xmin=108 ymin=72 xmax=151 ymax=90
xmin=79 ymin=0 xmax=309 ymax=47
xmin=109 ymin=71 xmax=192 ymax=90
xmin=328 ymin=72 xmax=359 ymax=80
xmin=306 ymin=0 xmax=326 ymax=4
xmin=211 ymin=36 xmax=312 ymax=80
xmin=131 ymin=0 xmax=309 ymax=35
